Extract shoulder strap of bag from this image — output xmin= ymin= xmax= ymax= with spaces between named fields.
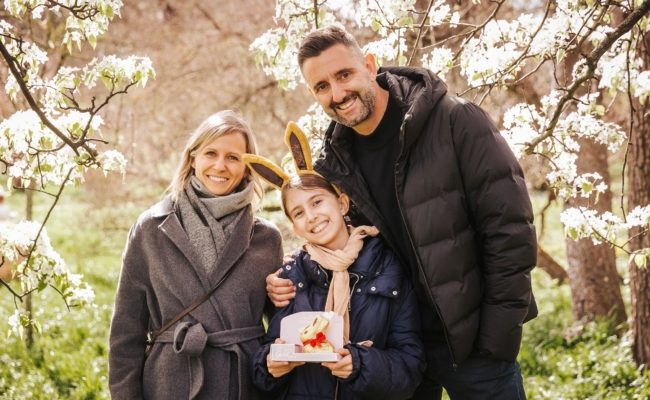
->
xmin=146 ymin=266 xmax=236 ymax=347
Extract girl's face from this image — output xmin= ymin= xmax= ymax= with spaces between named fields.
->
xmin=191 ymin=132 xmax=248 ymax=196
xmin=285 ymin=187 xmax=350 ymax=250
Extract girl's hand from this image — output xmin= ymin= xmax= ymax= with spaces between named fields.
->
xmin=266 ymin=338 xmax=305 ymax=378
xmin=321 ymin=348 xmax=353 ymax=379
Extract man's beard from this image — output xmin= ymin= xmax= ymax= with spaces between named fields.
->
xmin=327 ymin=87 xmax=376 ymax=128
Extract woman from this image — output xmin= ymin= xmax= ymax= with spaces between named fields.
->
xmin=109 ymin=110 xmax=283 ymax=400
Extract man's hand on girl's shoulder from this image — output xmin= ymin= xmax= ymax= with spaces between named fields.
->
xmin=266 ymin=268 xmax=296 ymax=307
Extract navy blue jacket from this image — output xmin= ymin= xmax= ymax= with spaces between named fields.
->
xmin=252 ymin=237 xmax=425 ymax=399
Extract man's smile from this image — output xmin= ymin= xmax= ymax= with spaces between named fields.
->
xmin=332 ymin=94 xmax=357 ymax=111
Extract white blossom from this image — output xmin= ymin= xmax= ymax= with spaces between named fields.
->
xmin=363 ymin=32 xmax=405 ymax=65
xmin=421 ymin=47 xmax=454 ymax=80
xmin=634 ymin=70 xmax=650 ymax=104
xmin=428 ymin=1 xmax=451 ymax=26
xmin=97 ymin=149 xmax=127 ymax=175
xmin=626 ymin=206 xmax=650 ymax=229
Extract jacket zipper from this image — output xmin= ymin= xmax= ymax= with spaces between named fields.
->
xmin=348 ymin=272 xmax=361 ymax=312
xmin=394 ymin=122 xmax=458 ymax=369
xmin=334 ymin=379 xmax=339 ymax=400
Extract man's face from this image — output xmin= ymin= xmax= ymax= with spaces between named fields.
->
xmin=301 ymin=44 xmax=378 ymax=132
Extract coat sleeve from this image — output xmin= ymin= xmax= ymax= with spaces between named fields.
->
xmin=251 ymin=267 xmax=297 ymax=394
xmin=450 ymin=101 xmax=537 ymax=361
xmin=108 ymin=222 xmax=150 ymax=400
xmin=343 ymin=278 xmax=425 ymax=399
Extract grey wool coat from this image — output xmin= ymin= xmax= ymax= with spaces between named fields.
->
xmin=108 ymin=196 xmax=283 ymax=400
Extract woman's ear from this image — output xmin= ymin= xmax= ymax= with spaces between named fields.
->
xmin=338 ymin=192 xmax=350 ymax=215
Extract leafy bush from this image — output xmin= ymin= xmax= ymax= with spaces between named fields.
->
xmin=521 ymin=272 xmax=650 ymax=399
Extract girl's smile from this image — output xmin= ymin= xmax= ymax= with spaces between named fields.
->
xmin=285 ymin=187 xmax=350 ymax=250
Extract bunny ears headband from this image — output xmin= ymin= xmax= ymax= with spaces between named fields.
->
xmin=243 ymin=122 xmax=333 ymax=192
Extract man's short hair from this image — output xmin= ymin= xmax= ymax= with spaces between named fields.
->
xmin=298 ymin=25 xmax=363 ymax=68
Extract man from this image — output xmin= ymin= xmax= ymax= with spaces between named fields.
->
xmin=267 ymin=25 xmax=537 ymax=399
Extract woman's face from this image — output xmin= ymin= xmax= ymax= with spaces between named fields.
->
xmin=191 ymin=132 xmax=248 ymax=196
xmin=285 ymin=187 xmax=350 ymax=250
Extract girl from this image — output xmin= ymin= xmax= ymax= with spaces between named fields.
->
xmin=246 ymin=123 xmax=424 ymax=399
xmin=109 ymin=110 xmax=283 ymax=400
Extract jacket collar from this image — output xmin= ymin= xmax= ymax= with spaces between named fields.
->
xmin=150 ymin=195 xmax=176 ymax=218
xmin=377 ymin=66 xmax=447 ymax=150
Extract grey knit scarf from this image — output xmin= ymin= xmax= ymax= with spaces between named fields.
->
xmin=177 ymin=177 xmax=254 ymax=273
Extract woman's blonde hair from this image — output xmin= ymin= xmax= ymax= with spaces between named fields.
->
xmin=167 ymin=110 xmax=264 ymax=206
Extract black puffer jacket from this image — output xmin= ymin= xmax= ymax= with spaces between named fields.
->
xmin=252 ymin=237 xmax=425 ymax=399
xmin=314 ymin=67 xmax=538 ymax=365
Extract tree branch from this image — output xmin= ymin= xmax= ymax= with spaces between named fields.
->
xmin=537 ymin=245 xmax=569 ymax=284
xmin=407 ymin=0 xmax=436 ymax=66
xmin=525 ymin=0 xmax=650 ymax=153
xmin=0 ymin=41 xmax=78 ymax=151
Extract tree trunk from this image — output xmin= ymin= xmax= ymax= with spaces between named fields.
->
xmin=564 ymin=138 xmax=627 ymax=325
xmin=629 ymin=32 xmax=650 ymax=366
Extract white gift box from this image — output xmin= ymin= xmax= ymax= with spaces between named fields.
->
xmin=270 ymin=311 xmax=343 ymax=362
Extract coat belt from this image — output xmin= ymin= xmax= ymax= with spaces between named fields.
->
xmin=155 ymin=322 xmax=264 ymax=400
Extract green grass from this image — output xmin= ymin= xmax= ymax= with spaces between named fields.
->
xmin=0 ymin=187 xmax=649 ymax=399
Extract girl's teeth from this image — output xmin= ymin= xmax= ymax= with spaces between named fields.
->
xmin=312 ymin=222 xmax=327 ymax=233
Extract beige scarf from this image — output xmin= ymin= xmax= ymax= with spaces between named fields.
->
xmin=304 ymin=225 xmax=379 ymax=344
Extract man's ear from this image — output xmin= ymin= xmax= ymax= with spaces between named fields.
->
xmin=338 ymin=192 xmax=350 ymax=215
xmin=364 ymin=53 xmax=378 ymax=77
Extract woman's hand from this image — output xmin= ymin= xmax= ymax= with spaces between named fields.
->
xmin=321 ymin=348 xmax=353 ymax=379
xmin=266 ymin=338 xmax=305 ymax=378
xmin=266 ymin=268 xmax=295 ymax=307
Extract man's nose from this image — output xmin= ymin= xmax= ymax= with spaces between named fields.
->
xmin=331 ymin=81 xmax=347 ymax=103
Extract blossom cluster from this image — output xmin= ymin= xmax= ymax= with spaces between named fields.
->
xmin=0 ymin=0 xmax=152 ymax=334
xmin=561 ymin=206 xmax=650 ymax=246
xmin=4 ymin=0 xmax=123 ymax=50
xmin=1 ymin=220 xmax=94 ymax=336
xmin=252 ymin=0 xmax=650 ymax=258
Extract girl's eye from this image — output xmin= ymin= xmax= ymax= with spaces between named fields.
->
xmin=227 ymin=155 xmax=240 ymax=161
xmin=313 ymin=199 xmax=322 ymax=206
xmin=205 ymin=151 xmax=217 ymax=157
xmin=293 ymin=210 xmax=303 ymax=219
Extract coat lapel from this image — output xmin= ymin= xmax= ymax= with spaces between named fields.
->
xmin=157 ymin=202 xmax=212 ymax=293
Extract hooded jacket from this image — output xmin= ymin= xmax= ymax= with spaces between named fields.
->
xmin=252 ymin=236 xmax=425 ymax=399
xmin=314 ymin=67 xmax=538 ymax=365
